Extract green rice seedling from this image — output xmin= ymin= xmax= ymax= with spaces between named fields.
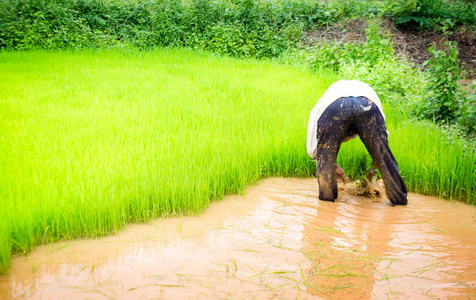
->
xmin=385 ymin=112 xmax=476 ymax=203
xmin=0 ymin=220 xmax=11 ymax=274
xmin=0 ymin=48 xmax=335 ymax=273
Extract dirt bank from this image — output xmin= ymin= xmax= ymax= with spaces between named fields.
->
xmin=1 ymin=177 xmax=475 ymax=299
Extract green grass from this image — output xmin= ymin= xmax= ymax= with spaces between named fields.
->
xmin=0 ymin=48 xmax=335 ymax=274
xmin=0 ymin=48 xmax=475 ymax=275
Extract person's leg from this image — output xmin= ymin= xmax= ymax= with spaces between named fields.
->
xmin=316 ymin=98 xmax=354 ymax=201
xmin=354 ymin=98 xmax=408 ymax=205
xmin=316 ymin=138 xmax=339 ymax=201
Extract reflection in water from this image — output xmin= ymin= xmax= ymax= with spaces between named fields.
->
xmin=0 ymin=177 xmax=475 ymax=299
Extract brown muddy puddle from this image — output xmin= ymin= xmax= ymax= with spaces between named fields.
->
xmin=1 ymin=177 xmax=476 ymax=299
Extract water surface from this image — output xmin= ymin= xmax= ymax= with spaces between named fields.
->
xmin=1 ymin=178 xmax=475 ymax=299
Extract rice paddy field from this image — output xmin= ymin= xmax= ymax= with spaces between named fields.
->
xmin=0 ymin=48 xmax=475 ymax=275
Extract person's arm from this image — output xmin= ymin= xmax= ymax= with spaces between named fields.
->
xmin=336 ymin=164 xmax=349 ymax=184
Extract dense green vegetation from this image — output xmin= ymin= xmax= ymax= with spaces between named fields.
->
xmin=289 ymin=18 xmax=475 ymax=135
xmin=386 ymin=0 xmax=476 ymax=31
xmin=421 ymin=42 xmax=476 ymax=133
xmin=0 ymin=0 xmax=475 ymax=275
xmin=1 ymin=0 xmax=474 ymax=54
xmin=0 ymin=0 xmax=351 ymax=55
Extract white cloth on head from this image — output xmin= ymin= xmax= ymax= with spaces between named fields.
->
xmin=306 ymin=80 xmax=386 ymax=161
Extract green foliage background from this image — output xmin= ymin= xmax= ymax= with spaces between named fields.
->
xmin=386 ymin=0 xmax=476 ymax=31
xmin=0 ymin=0 xmax=345 ymax=56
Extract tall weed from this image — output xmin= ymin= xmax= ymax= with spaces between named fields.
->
xmin=419 ymin=41 xmax=476 ymax=134
xmin=422 ymin=41 xmax=464 ymax=122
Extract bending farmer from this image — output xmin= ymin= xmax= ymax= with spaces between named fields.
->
xmin=306 ymin=80 xmax=407 ymax=205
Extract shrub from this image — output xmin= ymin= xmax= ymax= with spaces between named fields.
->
xmin=422 ymin=41 xmax=464 ymax=122
xmin=420 ymin=41 xmax=475 ymax=134
xmin=461 ymin=84 xmax=476 ymax=134
xmin=0 ymin=0 xmax=95 ymax=49
xmin=0 ymin=0 xmax=394 ymax=56
xmin=386 ymin=0 xmax=476 ymax=31
xmin=308 ymin=19 xmax=396 ymax=74
xmin=0 ymin=0 xmax=319 ymax=56
xmin=1 ymin=0 xmax=305 ymax=57
xmin=289 ymin=18 xmax=427 ymax=114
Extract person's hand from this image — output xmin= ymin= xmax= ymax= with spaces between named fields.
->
xmin=336 ymin=164 xmax=349 ymax=184
xmin=366 ymin=160 xmax=378 ymax=183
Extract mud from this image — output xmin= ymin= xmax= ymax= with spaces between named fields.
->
xmin=1 ymin=177 xmax=476 ymax=299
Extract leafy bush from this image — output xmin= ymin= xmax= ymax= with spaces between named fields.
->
xmin=0 ymin=0 xmax=393 ymax=56
xmin=462 ymin=84 xmax=476 ymax=133
xmin=297 ymin=18 xmax=474 ymax=137
xmin=0 ymin=0 xmax=311 ymax=56
xmin=287 ymin=18 xmax=427 ymax=112
xmin=0 ymin=0 xmax=95 ymax=49
xmin=419 ymin=41 xmax=476 ymax=134
xmin=386 ymin=0 xmax=476 ymax=31
xmin=308 ymin=19 xmax=395 ymax=73
xmin=422 ymin=42 xmax=464 ymax=122
xmin=1 ymin=0 xmax=304 ymax=57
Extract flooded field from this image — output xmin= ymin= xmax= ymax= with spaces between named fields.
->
xmin=1 ymin=177 xmax=475 ymax=299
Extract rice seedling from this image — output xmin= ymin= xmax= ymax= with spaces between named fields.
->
xmin=0 ymin=48 xmax=335 ymax=273
xmin=1 ymin=47 xmax=475 ymax=275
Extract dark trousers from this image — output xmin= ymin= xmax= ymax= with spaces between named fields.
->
xmin=316 ymin=96 xmax=407 ymax=205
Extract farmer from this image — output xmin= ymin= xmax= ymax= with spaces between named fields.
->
xmin=306 ymin=80 xmax=407 ymax=205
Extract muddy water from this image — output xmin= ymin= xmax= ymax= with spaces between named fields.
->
xmin=1 ymin=178 xmax=476 ymax=299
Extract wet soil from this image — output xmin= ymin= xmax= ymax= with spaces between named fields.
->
xmin=302 ymin=19 xmax=476 ymax=78
xmin=1 ymin=177 xmax=476 ymax=299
